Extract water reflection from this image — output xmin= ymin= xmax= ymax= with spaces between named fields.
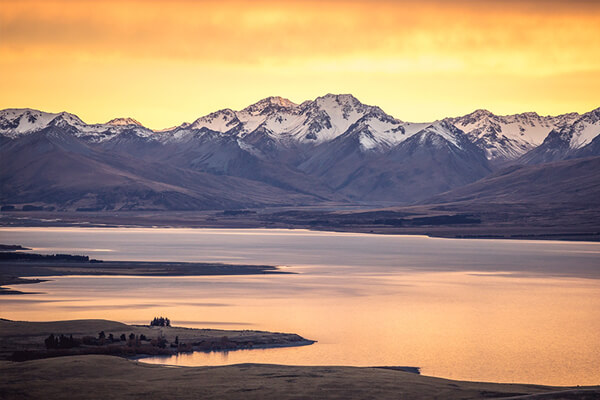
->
xmin=0 ymin=227 xmax=599 ymax=385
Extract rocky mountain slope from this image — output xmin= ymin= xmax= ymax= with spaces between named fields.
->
xmin=425 ymin=156 xmax=600 ymax=206
xmin=1 ymin=95 xmax=598 ymax=211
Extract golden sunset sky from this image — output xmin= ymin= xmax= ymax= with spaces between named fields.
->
xmin=1 ymin=0 xmax=599 ymax=129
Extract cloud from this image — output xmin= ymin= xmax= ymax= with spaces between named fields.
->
xmin=2 ymin=0 xmax=598 ymax=74
xmin=1 ymin=0 xmax=598 ymax=127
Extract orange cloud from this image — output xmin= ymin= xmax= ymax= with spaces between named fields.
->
xmin=1 ymin=0 xmax=599 ymax=128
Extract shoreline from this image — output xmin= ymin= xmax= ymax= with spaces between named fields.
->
xmin=1 ymin=223 xmax=599 ymax=243
xmin=0 ymin=252 xmax=289 ymax=295
xmin=132 ymin=339 xmax=319 ymax=364
xmin=1 ymin=318 xmax=598 ymax=396
xmin=0 ymin=276 xmax=48 ymax=295
xmin=0 ymin=319 xmax=315 ymax=362
xmin=1 ymin=207 xmax=599 ymax=242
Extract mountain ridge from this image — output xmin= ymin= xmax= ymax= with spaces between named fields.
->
xmin=2 ymin=99 xmax=598 ymax=163
xmin=1 ymin=95 xmax=599 ymax=211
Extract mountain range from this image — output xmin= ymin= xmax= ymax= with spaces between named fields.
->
xmin=1 ymin=94 xmax=599 ymax=211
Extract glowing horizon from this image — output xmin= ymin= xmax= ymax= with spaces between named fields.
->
xmin=1 ymin=0 xmax=599 ymax=130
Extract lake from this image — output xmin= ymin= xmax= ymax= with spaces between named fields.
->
xmin=0 ymin=227 xmax=599 ymax=386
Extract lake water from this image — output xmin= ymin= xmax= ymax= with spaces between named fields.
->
xmin=1 ymin=227 xmax=599 ymax=386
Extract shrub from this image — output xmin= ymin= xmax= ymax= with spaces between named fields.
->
xmin=150 ymin=316 xmax=171 ymax=327
xmin=82 ymin=336 xmax=98 ymax=345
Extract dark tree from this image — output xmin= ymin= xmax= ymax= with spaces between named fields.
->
xmin=127 ymin=333 xmax=136 ymax=347
xmin=44 ymin=334 xmax=56 ymax=349
xmin=45 ymin=333 xmax=78 ymax=349
xmin=120 ymin=334 xmax=126 ymax=341
xmin=150 ymin=316 xmax=171 ymax=327
xmin=98 ymin=331 xmax=105 ymax=340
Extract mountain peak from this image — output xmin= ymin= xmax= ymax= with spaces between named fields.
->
xmin=467 ymin=109 xmax=495 ymax=119
xmin=243 ymin=96 xmax=298 ymax=114
xmin=318 ymin=93 xmax=360 ymax=104
xmin=0 ymin=108 xmax=77 ymax=136
xmin=106 ymin=117 xmax=143 ymax=127
xmin=516 ymin=111 xmax=540 ymax=118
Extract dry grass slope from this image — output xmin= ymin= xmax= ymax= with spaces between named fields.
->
xmin=0 ymin=319 xmax=310 ymax=360
xmin=1 ymin=355 xmax=599 ymax=400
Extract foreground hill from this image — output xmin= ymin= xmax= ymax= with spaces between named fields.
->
xmin=1 ymin=355 xmax=598 ymax=400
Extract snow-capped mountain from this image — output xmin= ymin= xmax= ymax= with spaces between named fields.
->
xmin=1 ymin=96 xmax=598 ymax=210
xmin=5 ymin=98 xmax=596 ymax=163
xmin=0 ymin=109 xmax=84 ymax=137
xmin=567 ymin=108 xmax=600 ymax=149
xmin=518 ymin=108 xmax=600 ymax=164
xmin=0 ymin=108 xmax=155 ymax=143
xmin=106 ymin=117 xmax=143 ymax=127
xmin=3 ymin=99 xmax=598 ymax=159
xmin=167 ymin=94 xmax=405 ymax=151
xmin=297 ymin=118 xmax=491 ymax=202
xmin=446 ymin=109 xmax=580 ymax=161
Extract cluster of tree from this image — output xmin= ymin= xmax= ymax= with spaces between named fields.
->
xmin=124 ymin=332 xmax=167 ymax=348
xmin=152 ymin=336 xmax=168 ymax=349
xmin=44 ymin=334 xmax=79 ymax=349
xmin=150 ymin=316 xmax=171 ymax=327
xmin=44 ymin=330 xmax=175 ymax=350
xmin=80 ymin=331 xmax=133 ymax=345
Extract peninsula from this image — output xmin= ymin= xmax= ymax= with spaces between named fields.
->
xmin=1 ymin=319 xmax=599 ymax=399
xmin=0 ymin=248 xmax=288 ymax=295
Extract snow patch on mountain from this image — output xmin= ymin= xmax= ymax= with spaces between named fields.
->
xmin=0 ymin=109 xmax=75 ymax=136
xmin=568 ymin=108 xmax=600 ymax=149
xmin=447 ymin=109 xmax=580 ymax=160
xmin=0 ymin=108 xmax=157 ymax=141
xmin=416 ymin=121 xmax=463 ymax=149
xmin=350 ymin=114 xmax=406 ymax=151
xmin=188 ymin=109 xmax=239 ymax=132
xmin=2 ymin=100 xmax=598 ymax=161
xmin=234 ymin=97 xmax=300 ymax=135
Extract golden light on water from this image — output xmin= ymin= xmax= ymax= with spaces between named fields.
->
xmin=1 ymin=0 xmax=599 ymax=128
xmin=4 ymin=271 xmax=600 ymax=385
xmin=1 ymin=227 xmax=599 ymax=384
